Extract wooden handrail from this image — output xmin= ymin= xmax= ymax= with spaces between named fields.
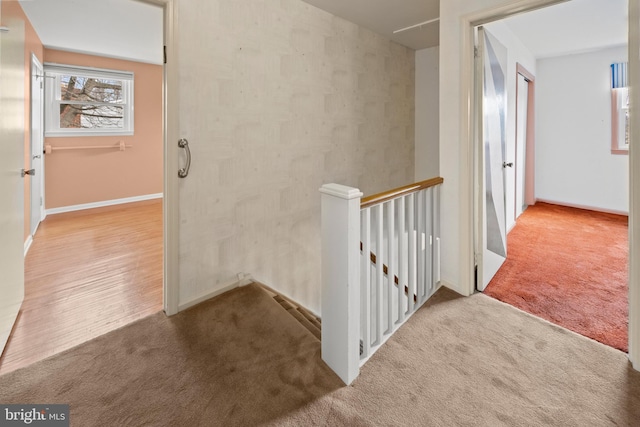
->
xmin=360 ymin=177 xmax=444 ymax=209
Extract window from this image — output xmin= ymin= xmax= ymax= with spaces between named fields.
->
xmin=611 ymin=62 xmax=628 ymax=154
xmin=45 ymin=64 xmax=134 ymax=137
xmin=612 ymin=87 xmax=629 ymax=152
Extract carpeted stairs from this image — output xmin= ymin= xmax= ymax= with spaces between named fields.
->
xmin=257 ymin=284 xmax=321 ymax=341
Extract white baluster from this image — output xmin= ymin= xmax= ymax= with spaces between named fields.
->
xmin=386 ymin=199 xmax=395 ymax=333
xmin=397 ymin=196 xmax=406 ymax=324
xmin=435 ymin=185 xmax=441 ymax=285
xmin=417 ymin=190 xmax=425 ymax=304
xmin=425 ymin=187 xmax=433 ymax=299
xmin=375 ymin=203 xmax=384 ymax=345
xmin=361 ymin=208 xmax=371 ymax=359
xmin=408 ymin=193 xmax=416 ymax=314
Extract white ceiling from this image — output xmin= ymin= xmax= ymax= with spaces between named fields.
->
xmin=502 ymin=0 xmax=628 ymax=58
xmin=17 ymin=0 xmax=628 ymax=64
xmin=299 ymin=0 xmax=628 ymax=55
xmin=20 ymin=0 xmax=439 ymax=63
xmin=19 ymin=0 xmax=163 ymax=65
xmin=301 ymin=0 xmax=440 ymax=50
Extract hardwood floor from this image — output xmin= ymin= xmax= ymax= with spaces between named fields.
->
xmin=0 ymin=199 xmax=163 ymax=375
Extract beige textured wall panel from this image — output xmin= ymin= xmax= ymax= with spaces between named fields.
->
xmin=177 ymin=0 xmax=415 ymax=312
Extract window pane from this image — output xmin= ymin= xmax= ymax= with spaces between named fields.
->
xmin=59 ymin=104 xmax=124 ymax=129
xmin=60 ymin=75 xmax=124 ymax=104
xmin=45 ymin=65 xmax=133 ymax=136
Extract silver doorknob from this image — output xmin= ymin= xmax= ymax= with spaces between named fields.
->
xmin=33 ymin=155 xmax=41 ymax=159
xmin=21 ymin=169 xmax=35 ymax=177
xmin=502 ymin=162 xmax=513 ymax=168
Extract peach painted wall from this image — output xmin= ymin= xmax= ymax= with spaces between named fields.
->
xmin=1 ymin=1 xmax=44 ymax=242
xmin=43 ymin=49 xmax=162 ymax=209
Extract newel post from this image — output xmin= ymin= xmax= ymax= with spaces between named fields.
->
xmin=319 ymin=183 xmax=362 ymax=385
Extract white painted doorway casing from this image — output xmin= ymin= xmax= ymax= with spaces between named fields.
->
xmin=147 ymin=0 xmax=179 ymax=316
xmin=515 ymin=70 xmax=529 ymax=219
xmin=628 ymin=0 xmax=640 ymax=370
xmin=30 ymin=53 xmax=44 ymax=238
xmin=0 ymin=15 xmax=26 ymax=356
xmin=456 ymin=0 xmax=639 ymax=370
xmin=513 ymin=63 xmax=536 ymax=221
xmin=136 ymin=0 xmax=179 ymax=316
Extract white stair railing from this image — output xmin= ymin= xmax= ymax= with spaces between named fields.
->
xmin=320 ymin=177 xmax=443 ymax=385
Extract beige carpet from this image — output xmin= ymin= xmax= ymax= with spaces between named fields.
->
xmin=1 ymin=283 xmax=639 ymax=426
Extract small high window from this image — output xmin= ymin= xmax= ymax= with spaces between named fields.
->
xmin=44 ymin=64 xmax=134 ymax=137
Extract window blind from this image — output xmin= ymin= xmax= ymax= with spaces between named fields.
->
xmin=611 ymin=62 xmax=628 ymax=89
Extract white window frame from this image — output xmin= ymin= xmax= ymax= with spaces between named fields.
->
xmin=44 ymin=63 xmax=134 ymax=137
xmin=611 ymin=87 xmax=629 ymax=155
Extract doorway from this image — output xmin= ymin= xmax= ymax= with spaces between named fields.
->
xmin=514 ymin=64 xmax=535 ymax=222
xmin=476 ymin=0 xmax=629 ymax=354
xmin=29 ymin=53 xmax=44 ymax=240
xmin=0 ymin=0 xmax=177 ymax=375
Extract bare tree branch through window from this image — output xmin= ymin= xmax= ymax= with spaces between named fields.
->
xmin=45 ymin=65 xmax=134 ymax=136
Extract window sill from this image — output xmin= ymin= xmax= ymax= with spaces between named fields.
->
xmin=611 ymin=148 xmax=629 ymax=155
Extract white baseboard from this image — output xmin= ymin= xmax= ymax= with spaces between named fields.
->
xmin=535 ymin=198 xmax=628 ymax=216
xmin=237 ymin=272 xmax=254 ymax=286
xmin=178 ymin=273 xmax=254 ymax=312
xmin=24 ymin=235 xmax=33 ymax=257
xmin=46 ymin=193 xmax=163 ymax=216
xmin=440 ymin=279 xmax=471 ymax=297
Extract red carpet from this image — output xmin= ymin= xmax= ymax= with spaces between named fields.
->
xmin=484 ymin=202 xmax=628 ymax=352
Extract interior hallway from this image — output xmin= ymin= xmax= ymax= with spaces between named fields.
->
xmin=0 ymin=199 xmax=163 ymax=375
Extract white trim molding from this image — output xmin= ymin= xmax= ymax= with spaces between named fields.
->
xmin=628 ymin=0 xmax=640 ymax=371
xmin=45 ymin=193 xmax=163 ymax=215
xmin=177 ymin=274 xmax=250 ymax=312
xmin=143 ymin=0 xmax=180 ymax=318
xmin=535 ymin=199 xmax=629 ymax=217
xmin=24 ymin=235 xmax=33 ymax=257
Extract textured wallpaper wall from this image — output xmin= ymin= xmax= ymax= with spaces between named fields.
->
xmin=177 ymin=0 xmax=415 ymax=313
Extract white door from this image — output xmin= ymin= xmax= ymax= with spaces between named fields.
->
xmin=30 ymin=54 xmax=44 ymax=237
xmin=476 ymin=27 xmax=509 ymax=291
xmin=515 ymin=73 xmax=529 ymax=219
xmin=0 ymin=16 xmax=26 ymax=355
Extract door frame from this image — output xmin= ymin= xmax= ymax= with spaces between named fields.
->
xmin=29 ymin=53 xmax=45 ymax=238
xmin=460 ymin=0 xmax=639 ymax=369
xmin=628 ymin=0 xmax=639 ymax=369
xmin=515 ymin=63 xmax=535 ymax=209
xmin=136 ymin=0 xmax=179 ymax=315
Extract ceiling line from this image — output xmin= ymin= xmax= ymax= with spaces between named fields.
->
xmin=393 ymin=17 xmax=440 ymax=34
